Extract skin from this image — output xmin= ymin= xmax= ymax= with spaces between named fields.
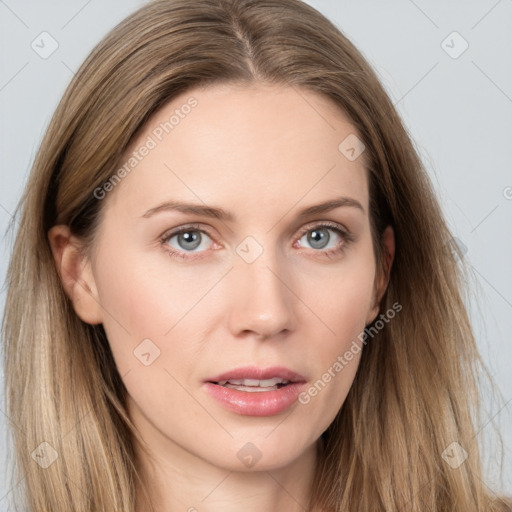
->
xmin=48 ymin=82 xmax=395 ymax=512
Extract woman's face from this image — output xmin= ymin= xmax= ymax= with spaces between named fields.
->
xmin=57 ymin=83 xmax=392 ymax=472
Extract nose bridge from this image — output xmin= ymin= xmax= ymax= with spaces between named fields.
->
xmin=227 ymin=234 xmax=297 ymax=338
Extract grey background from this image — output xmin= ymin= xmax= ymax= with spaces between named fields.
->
xmin=1 ymin=0 xmax=511 ymax=507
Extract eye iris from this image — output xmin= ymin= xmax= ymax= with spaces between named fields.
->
xmin=171 ymin=227 xmax=335 ymax=253
xmin=308 ymin=228 xmax=329 ymax=249
xmin=178 ymin=231 xmax=201 ymax=250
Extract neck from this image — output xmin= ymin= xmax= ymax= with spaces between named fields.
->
xmin=133 ymin=432 xmax=320 ymax=512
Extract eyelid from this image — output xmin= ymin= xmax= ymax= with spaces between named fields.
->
xmin=159 ymin=223 xmax=217 ymax=254
xmin=293 ymin=221 xmax=354 ymax=256
xmin=296 ymin=219 xmax=350 ymax=238
xmin=159 ymin=220 xmax=353 ymax=260
xmin=160 ymin=223 xmax=214 ymax=240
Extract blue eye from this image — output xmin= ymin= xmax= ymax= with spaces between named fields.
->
xmin=296 ymin=223 xmax=351 ymax=258
xmin=159 ymin=221 xmax=352 ymax=261
xmin=171 ymin=230 xmax=204 ymax=251
xmin=301 ymin=226 xmax=337 ymax=250
xmin=161 ymin=225 xmax=213 ymax=257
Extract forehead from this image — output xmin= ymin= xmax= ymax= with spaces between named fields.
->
xmin=105 ymin=82 xmax=369 ymax=220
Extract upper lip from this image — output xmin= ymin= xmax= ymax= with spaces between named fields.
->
xmin=205 ymin=366 xmax=307 ymax=384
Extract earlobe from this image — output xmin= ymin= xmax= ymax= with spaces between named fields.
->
xmin=366 ymin=225 xmax=395 ymax=325
xmin=47 ymin=225 xmax=103 ymax=325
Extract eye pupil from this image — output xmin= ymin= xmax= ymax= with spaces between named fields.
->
xmin=308 ymin=228 xmax=329 ymax=249
xmin=168 ymin=225 xmax=340 ymax=256
xmin=178 ymin=231 xmax=201 ymax=250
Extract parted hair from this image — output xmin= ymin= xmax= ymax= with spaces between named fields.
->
xmin=2 ymin=0 xmax=511 ymax=511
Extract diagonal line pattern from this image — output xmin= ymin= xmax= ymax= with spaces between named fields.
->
xmin=0 ymin=62 xmax=29 ymax=92
xmin=394 ymin=62 xmax=439 ymax=106
xmin=1 ymin=2 xmax=510 ymax=507
xmin=467 ymin=463 xmax=500 ymax=501
xmin=61 ymin=0 xmax=93 ymax=30
xmin=470 ymin=265 xmax=512 ymax=310
xmin=64 ymin=474 xmax=95 ymax=505
xmin=290 ymin=84 xmax=336 ymax=130
xmin=266 ymin=163 xmax=337 ymax=234
xmin=472 ymin=61 xmax=512 ymax=105
xmin=163 ymin=368 xmax=234 ymax=438
xmin=471 ymin=396 xmax=512 ymax=441
xmin=265 ymin=471 xmax=308 ymax=510
xmin=447 ymin=194 xmax=474 ymax=229
xmin=265 ymin=266 xmax=336 ymax=335
xmin=164 ymin=162 xmax=234 ymax=235
xmin=200 ymin=471 xmax=233 ymax=502
xmin=401 ymin=477 xmax=439 ymax=509
xmin=471 ymin=0 xmax=503 ymax=30
xmin=407 ymin=0 xmax=439 ymax=28
xmin=0 ymin=201 xmax=14 ymax=219
xmin=470 ymin=205 xmax=499 ymax=233
xmin=62 ymin=408 xmax=93 ymax=441
xmin=0 ymin=405 xmax=26 ymax=439
xmin=265 ymin=407 xmax=296 ymax=438
xmin=0 ymin=0 xmax=29 ymax=28
xmin=163 ymin=267 xmax=234 ymax=336
xmin=0 ymin=476 xmax=25 ymax=509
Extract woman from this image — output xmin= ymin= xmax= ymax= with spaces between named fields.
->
xmin=2 ymin=0 xmax=510 ymax=510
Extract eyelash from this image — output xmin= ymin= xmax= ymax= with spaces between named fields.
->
xmin=158 ymin=221 xmax=354 ymax=261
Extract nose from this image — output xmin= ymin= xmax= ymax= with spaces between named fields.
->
xmin=227 ymin=244 xmax=297 ymax=340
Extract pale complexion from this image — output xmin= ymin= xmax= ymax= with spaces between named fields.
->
xmin=49 ymin=82 xmax=394 ymax=512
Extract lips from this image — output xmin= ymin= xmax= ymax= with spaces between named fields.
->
xmin=205 ymin=366 xmax=306 ymax=387
xmin=203 ymin=366 xmax=307 ymax=416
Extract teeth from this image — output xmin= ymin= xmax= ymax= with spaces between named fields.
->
xmin=228 ymin=385 xmax=278 ymax=392
xmin=259 ymin=378 xmax=286 ymax=387
xmin=216 ymin=377 xmax=290 ymax=388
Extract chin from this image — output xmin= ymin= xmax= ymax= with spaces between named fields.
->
xmin=202 ymin=431 xmax=318 ymax=472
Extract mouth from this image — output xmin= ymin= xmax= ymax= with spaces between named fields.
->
xmin=205 ymin=365 xmax=306 ymax=388
xmin=203 ymin=366 xmax=307 ymax=416
xmin=211 ymin=377 xmax=292 ymax=392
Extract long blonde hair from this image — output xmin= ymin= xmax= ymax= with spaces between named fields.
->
xmin=2 ymin=0 xmax=510 ymax=510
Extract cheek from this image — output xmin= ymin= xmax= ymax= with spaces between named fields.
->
xmin=295 ymin=246 xmax=375 ymax=419
xmin=302 ymin=247 xmax=376 ymax=346
xmin=92 ymin=249 xmax=223 ymax=373
xmin=303 ymin=273 xmax=372 ymax=383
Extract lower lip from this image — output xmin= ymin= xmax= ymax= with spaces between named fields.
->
xmin=203 ymin=382 xmax=307 ymax=416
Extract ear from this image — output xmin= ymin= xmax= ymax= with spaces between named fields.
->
xmin=366 ymin=225 xmax=395 ymax=324
xmin=47 ymin=225 xmax=103 ymax=325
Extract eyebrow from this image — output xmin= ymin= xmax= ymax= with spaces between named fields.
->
xmin=141 ymin=196 xmax=365 ymax=221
